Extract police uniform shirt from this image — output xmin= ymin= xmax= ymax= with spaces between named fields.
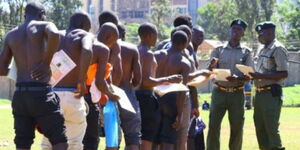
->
xmin=211 ymin=42 xmax=253 ymax=87
xmin=254 ymin=39 xmax=288 ymax=87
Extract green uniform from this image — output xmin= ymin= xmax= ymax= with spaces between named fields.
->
xmin=253 ymin=39 xmax=287 ymax=150
xmin=207 ymin=43 xmax=252 ymax=150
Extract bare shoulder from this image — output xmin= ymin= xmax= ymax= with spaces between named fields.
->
xmin=120 ymin=41 xmax=138 ymax=52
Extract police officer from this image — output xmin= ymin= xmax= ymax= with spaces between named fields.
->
xmin=250 ymin=22 xmax=287 ymax=150
xmin=206 ymin=19 xmax=253 ymax=150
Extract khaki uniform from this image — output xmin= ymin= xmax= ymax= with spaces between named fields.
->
xmin=207 ymin=43 xmax=252 ymax=150
xmin=253 ymin=39 xmax=287 ymax=150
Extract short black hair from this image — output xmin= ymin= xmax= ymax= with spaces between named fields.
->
xmin=171 ymin=31 xmax=188 ymax=46
xmin=176 ymin=25 xmax=192 ymax=37
xmin=98 ymin=11 xmax=118 ymax=26
xmin=173 ymin=15 xmax=192 ymax=28
xmin=138 ymin=23 xmax=157 ymax=37
xmin=117 ymin=24 xmax=125 ymax=33
xmin=69 ymin=11 xmax=90 ymax=29
xmin=25 ymin=2 xmax=45 ymax=16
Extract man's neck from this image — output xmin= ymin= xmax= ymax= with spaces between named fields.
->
xmin=139 ymin=42 xmax=150 ymax=50
xmin=229 ymin=40 xmax=240 ymax=48
xmin=264 ymin=38 xmax=275 ymax=48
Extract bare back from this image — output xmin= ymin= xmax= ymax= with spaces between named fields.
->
xmin=156 ymin=50 xmax=192 ymax=84
xmin=6 ymin=21 xmax=57 ymax=83
xmin=120 ymin=41 xmax=141 ymax=88
xmin=139 ymin=45 xmax=158 ymax=90
xmin=56 ymin=29 xmax=91 ymax=87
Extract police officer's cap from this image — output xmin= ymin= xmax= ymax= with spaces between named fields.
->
xmin=230 ymin=19 xmax=248 ymax=29
xmin=255 ymin=21 xmax=276 ymax=32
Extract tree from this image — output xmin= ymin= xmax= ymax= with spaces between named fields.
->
xmin=260 ymin=0 xmax=276 ymax=21
xmin=198 ymin=0 xmax=237 ymax=41
xmin=277 ymin=0 xmax=300 ymax=40
xmin=42 ymin=0 xmax=82 ymax=30
xmin=0 ymin=0 xmax=26 ymax=50
xmin=234 ymin=0 xmax=261 ymax=43
xmin=148 ymin=0 xmax=172 ymax=40
xmin=125 ymin=23 xmax=140 ymax=44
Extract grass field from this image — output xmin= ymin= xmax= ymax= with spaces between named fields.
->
xmin=1 ymin=106 xmax=300 ymax=149
xmin=199 ymin=84 xmax=300 ymax=107
xmin=1 ymin=85 xmax=300 ymax=149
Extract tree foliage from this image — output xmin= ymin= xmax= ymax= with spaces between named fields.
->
xmin=148 ymin=0 xmax=172 ymax=40
xmin=42 ymin=0 xmax=82 ymax=30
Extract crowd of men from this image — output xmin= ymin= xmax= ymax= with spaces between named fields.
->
xmin=0 ymin=2 xmax=288 ymax=150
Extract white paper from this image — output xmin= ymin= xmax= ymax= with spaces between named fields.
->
xmin=236 ymin=64 xmax=254 ymax=76
xmin=187 ymin=75 xmax=211 ymax=87
xmin=111 ymin=85 xmax=136 ymax=114
xmin=90 ymin=83 xmax=136 ymax=114
xmin=90 ymin=81 xmax=101 ymax=103
xmin=50 ymin=50 xmax=76 ymax=86
xmin=8 ymin=59 xmax=17 ymax=81
xmin=154 ymin=83 xmax=189 ymax=97
xmin=212 ymin=69 xmax=231 ymax=81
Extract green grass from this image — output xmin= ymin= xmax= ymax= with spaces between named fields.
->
xmin=198 ymin=84 xmax=300 ymax=107
xmin=1 ymin=107 xmax=300 ymax=150
xmin=0 ymin=99 xmax=10 ymax=105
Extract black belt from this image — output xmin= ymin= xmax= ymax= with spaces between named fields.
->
xmin=214 ymin=85 xmax=244 ymax=93
xmin=15 ymin=86 xmax=52 ymax=92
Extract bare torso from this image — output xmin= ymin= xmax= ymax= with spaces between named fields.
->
xmin=56 ymin=29 xmax=91 ymax=87
xmin=6 ymin=21 xmax=55 ymax=83
xmin=139 ymin=44 xmax=158 ymax=90
xmin=120 ymin=41 xmax=141 ymax=88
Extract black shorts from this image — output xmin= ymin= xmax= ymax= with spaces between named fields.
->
xmin=157 ymin=92 xmax=177 ymax=144
xmin=83 ymin=93 xmax=101 ymax=150
xmin=135 ymin=90 xmax=161 ymax=142
xmin=12 ymin=82 xmax=67 ymax=149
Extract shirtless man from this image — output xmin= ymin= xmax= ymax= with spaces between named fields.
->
xmin=91 ymin=23 xmax=120 ymax=150
xmin=118 ymin=26 xmax=142 ymax=150
xmin=41 ymin=11 xmax=93 ymax=150
xmin=136 ymin=23 xmax=183 ymax=150
xmin=158 ymin=25 xmax=204 ymax=150
xmin=0 ymin=2 xmax=68 ymax=150
xmin=98 ymin=11 xmax=122 ymax=86
xmin=83 ymin=11 xmax=122 ymax=150
xmin=154 ymin=31 xmax=192 ymax=150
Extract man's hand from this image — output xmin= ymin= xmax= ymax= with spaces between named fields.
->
xmin=208 ymin=57 xmax=219 ymax=71
xmin=249 ymin=72 xmax=264 ymax=80
xmin=172 ymin=114 xmax=182 ymax=130
xmin=167 ymin=74 xmax=183 ymax=83
xmin=226 ymin=76 xmax=238 ymax=82
xmin=31 ymin=62 xmax=51 ymax=81
xmin=74 ymin=82 xmax=86 ymax=98
xmin=192 ymin=108 xmax=200 ymax=118
xmin=108 ymin=93 xmax=120 ymax=102
xmin=199 ymin=69 xmax=211 ymax=77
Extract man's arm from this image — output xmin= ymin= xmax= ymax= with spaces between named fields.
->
xmin=0 ymin=36 xmax=13 ymax=76
xmin=31 ymin=22 xmax=60 ymax=80
xmin=250 ymin=47 xmax=288 ymax=80
xmin=95 ymin=46 xmax=119 ymax=101
xmin=132 ymin=47 xmax=142 ymax=87
xmin=142 ymin=53 xmax=182 ymax=87
xmin=110 ymin=43 xmax=123 ymax=86
xmin=75 ymin=33 xmax=93 ymax=97
xmin=173 ymin=62 xmax=190 ymax=129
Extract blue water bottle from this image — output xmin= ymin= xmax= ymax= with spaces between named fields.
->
xmin=103 ymin=100 xmax=119 ymax=147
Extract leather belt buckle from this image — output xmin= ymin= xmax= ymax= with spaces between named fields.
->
xmin=227 ymin=87 xmax=234 ymax=93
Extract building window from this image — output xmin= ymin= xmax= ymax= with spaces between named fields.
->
xmin=121 ymin=11 xmax=128 ymax=18
xmin=134 ymin=11 xmax=144 ymax=18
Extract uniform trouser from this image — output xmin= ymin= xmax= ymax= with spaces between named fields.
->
xmin=83 ymin=93 xmax=100 ymax=150
xmin=175 ymin=96 xmax=191 ymax=150
xmin=206 ymin=88 xmax=245 ymax=150
xmin=42 ymin=91 xmax=87 ymax=150
xmin=253 ymin=91 xmax=283 ymax=150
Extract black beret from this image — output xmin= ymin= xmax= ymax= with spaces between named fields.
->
xmin=230 ymin=19 xmax=248 ymax=29
xmin=256 ymin=21 xmax=276 ymax=32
